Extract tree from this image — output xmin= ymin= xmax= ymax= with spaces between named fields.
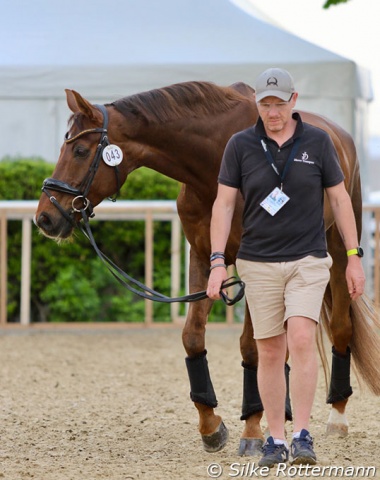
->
xmin=323 ymin=0 xmax=351 ymax=8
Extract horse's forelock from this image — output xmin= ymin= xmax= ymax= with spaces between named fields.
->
xmin=67 ymin=112 xmax=86 ymax=130
xmin=66 ymin=111 xmax=99 ymax=137
xmin=111 ymin=81 xmax=243 ymax=124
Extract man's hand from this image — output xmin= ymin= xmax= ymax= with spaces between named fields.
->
xmin=346 ymin=256 xmax=366 ymax=301
xmin=207 ymin=266 xmax=228 ymax=300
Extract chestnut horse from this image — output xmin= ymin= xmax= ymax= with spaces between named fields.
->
xmin=35 ymin=81 xmax=380 ymax=455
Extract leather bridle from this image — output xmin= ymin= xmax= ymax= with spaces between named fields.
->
xmin=42 ymin=104 xmax=116 ymax=226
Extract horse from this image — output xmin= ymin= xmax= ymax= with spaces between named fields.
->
xmin=34 ymin=80 xmax=380 ymax=455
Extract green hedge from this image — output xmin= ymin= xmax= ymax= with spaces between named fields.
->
xmin=1 ymin=158 xmax=179 ymax=322
xmin=1 ymin=158 xmax=228 ymax=323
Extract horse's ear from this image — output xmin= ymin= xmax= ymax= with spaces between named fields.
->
xmin=65 ymin=89 xmax=100 ymax=121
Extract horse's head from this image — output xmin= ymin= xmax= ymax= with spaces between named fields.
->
xmin=35 ymin=90 xmax=125 ymax=239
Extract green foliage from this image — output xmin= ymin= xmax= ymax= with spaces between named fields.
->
xmin=323 ymin=0 xmax=350 ymax=8
xmin=40 ymin=263 xmax=101 ymax=322
xmin=1 ymin=157 xmax=183 ymax=323
xmin=0 ymin=157 xmax=53 ymax=199
xmin=1 ymin=158 xmax=233 ymax=324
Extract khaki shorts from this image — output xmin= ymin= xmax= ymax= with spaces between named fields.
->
xmin=236 ymin=255 xmax=333 ymax=340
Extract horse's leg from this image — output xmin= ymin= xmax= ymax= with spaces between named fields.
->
xmin=326 ymin=294 xmax=353 ymax=436
xmin=326 ymin=295 xmax=353 ymax=436
xmin=182 ymin=254 xmax=228 ymax=453
xmin=182 ymin=301 xmax=228 ymax=452
xmin=325 ymin=228 xmax=353 ymax=436
xmin=238 ymin=305 xmax=293 ymax=456
xmin=238 ymin=306 xmax=264 ymax=455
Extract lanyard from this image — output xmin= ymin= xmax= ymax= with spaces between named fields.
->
xmin=260 ymin=137 xmax=301 ymax=190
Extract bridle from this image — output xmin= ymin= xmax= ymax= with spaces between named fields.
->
xmin=42 ymin=104 xmax=118 ymax=226
xmin=40 ymin=104 xmax=245 ymax=306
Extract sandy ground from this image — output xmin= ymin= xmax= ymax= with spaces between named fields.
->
xmin=0 ymin=324 xmax=379 ymax=480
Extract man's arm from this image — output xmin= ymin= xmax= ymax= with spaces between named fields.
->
xmin=206 ymin=184 xmax=238 ymax=300
xmin=325 ymin=181 xmax=365 ymax=300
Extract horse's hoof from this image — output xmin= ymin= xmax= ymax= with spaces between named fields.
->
xmin=201 ymin=421 xmax=229 ymax=452
xmin=238 ymin=438 xmax=264 ymax=456
xmin=326 ymin=423 xmax=349 ymax=437
xmin=326 ymin=408 xmax=349 ymax=436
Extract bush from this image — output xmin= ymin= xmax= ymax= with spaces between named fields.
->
xmin=0 ymin=158 xmax=182 ymax=322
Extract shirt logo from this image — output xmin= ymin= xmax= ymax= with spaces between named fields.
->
xmin=294 ymin=151 xmax=314 ymax=165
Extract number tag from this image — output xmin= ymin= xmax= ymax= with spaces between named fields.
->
xmin=102 ymin=144 xmax=123 ymax=166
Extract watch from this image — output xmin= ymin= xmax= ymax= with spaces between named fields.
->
xmin=347 ymin=247 xmax=364 ymax=258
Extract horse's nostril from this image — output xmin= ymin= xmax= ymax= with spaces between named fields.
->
xmin=37 ymin=212 xmax=52 ymax=230
xmin=34 ymin=211 xmax=74 ymax=239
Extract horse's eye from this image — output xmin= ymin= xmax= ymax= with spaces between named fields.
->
xmin=74 ymin=145 xmax=90 ymax=159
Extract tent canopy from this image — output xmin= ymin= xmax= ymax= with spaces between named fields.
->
xmin=0 ymin=0 xmax=372 ymax=163
xmin=1 ymin=0 xmax=355 ymax=66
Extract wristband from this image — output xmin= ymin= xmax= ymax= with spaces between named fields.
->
xmin=210 ymin=251 xmax=225 ymax=261
xmin=210 ymin=253 xmax=225 ymax=262
xmin=347 ymin=247 xmax=364 ymax=258
xmin=210 ymin=263 xmax=227 ymax=271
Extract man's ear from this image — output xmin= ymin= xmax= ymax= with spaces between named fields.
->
xmin=291 ymin=92 xmax=299 ymax=104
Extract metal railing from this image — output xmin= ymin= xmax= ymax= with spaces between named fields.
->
xmin=0 ymin=201 xmax=379 ymax=325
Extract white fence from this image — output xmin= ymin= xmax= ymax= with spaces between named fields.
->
xmin=0 ymin=200 xmax=186 ymax=325
xmin=363 ymin=203 xmax=380 ymax=309
xmin=0 ymin=200 xmax=379 ymax=325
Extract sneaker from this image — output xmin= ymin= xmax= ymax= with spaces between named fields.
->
xmin=258 ymin=436 xmax=289 ymax=467
xmin=290 ymin=429 xmax=317 ymax=465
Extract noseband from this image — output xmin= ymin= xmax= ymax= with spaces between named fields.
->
xmin=42 ymin=104 xmax=114 ymax=225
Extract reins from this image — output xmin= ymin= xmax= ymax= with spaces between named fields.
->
xmin=79 ymin=209 xmax=245 ymax=305
xmin=42 ymin=104 xmax=245 ymax=307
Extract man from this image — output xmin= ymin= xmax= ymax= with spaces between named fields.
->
xmin=206 ymin=67 xmax=365 ymax=467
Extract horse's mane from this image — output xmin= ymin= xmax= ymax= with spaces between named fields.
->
xmin=109 ymin=81 xmax=245 ymax=124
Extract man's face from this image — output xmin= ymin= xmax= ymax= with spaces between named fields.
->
xmin=256 ymin=93 xmax=298 ymax=134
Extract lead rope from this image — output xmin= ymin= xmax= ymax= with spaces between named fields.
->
xmin=79 ymin=209 xmax=245 ymax=306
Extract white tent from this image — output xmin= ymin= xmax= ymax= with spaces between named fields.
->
xmin=0 ymin=0 xmax=372 ymax=173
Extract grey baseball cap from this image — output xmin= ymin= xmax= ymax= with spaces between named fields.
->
xmin=255 ymin=68 xmax=295 ymax=102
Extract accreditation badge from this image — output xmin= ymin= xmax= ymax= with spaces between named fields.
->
xmin=260 ymin=187 xmax=290 ymax=216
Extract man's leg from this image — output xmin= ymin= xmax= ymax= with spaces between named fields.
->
xmin=256 ymin=333 xmax=287 ymax=439
xmin=286 ymin=316 xmax=318 ymax=432
xmin=287 ymin=316 xmax=318 ymax=465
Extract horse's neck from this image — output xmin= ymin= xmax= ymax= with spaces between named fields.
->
xmin=121 ymin=120 xmax=221 ymax=190
xmin=112 ymin=100 xmax=257 ymax=195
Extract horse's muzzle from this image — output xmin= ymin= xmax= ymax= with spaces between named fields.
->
xmin=34 ymin=210 xmax=76 ymax=239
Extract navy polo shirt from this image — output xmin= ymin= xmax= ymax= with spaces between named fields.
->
xmin=218 ymin=113 xmax=344 ymax=262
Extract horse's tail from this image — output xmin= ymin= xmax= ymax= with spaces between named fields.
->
xmin=318 ymin=292 xmax=380 ymax=395
xmin=350 ymin=294 xmax=380 ymax=394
